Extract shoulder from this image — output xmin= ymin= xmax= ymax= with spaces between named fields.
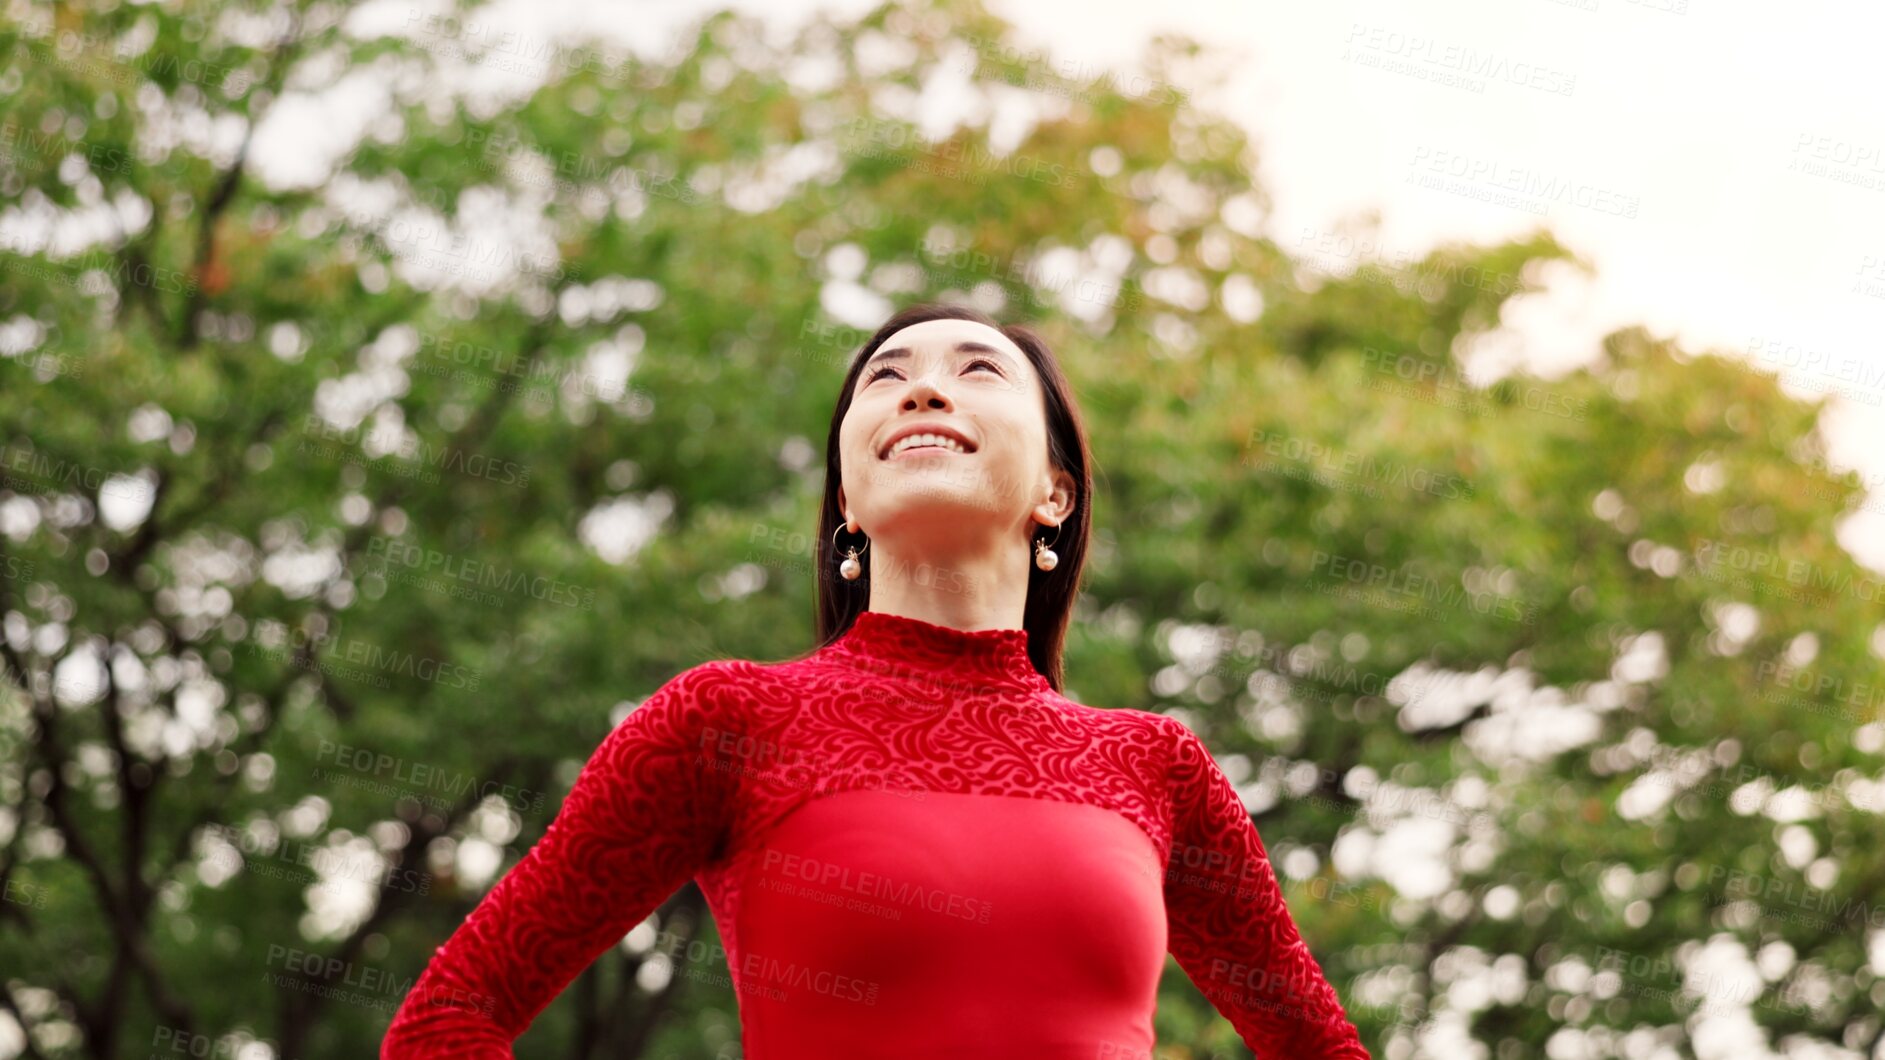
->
xmin=1140 ymin=713 xmax=1226 ymax=792
xmin=647 ymin=654 xmax=811 ymax=721
xmin=1136 ymin=711 xmax=1195 ymax=790
xmin=685 ymin=649 xmax=831 ymax=681
xmin=673 ymin=656 xmax=762 ymax=685
xmin=1049 ymin=698 xmax=1185 ymax=775
xmin=1127 ymin=709 xmax=1190 ymax=758
xmin=680 ymin=653 xmax=819 ymax=697
xmin=1137 ymin=709 xmax=1186 ymax=750
xmin=623 ymin=658 xmax=760 ymax=730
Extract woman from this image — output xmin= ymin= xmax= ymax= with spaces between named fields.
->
xmin=381 ymin=303 xmax=1368 ymax=1058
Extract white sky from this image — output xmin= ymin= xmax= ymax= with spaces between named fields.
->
xmin=979 ymin=0 xmax=1885 ymax=577
xmin=276 ymin=0 xmax=1885 ymax=574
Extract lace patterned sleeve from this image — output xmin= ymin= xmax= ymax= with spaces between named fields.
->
xmin=381 ymin=661 xmax=745 ymax=1058
xmin=1159 ymin=717 xmax=1370 ymax=1059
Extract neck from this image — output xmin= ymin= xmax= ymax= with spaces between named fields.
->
xmin=824 ymin=608 xmax=1050 ymax=695
xmin=861 ymin=526 xmax=1035 ymax=634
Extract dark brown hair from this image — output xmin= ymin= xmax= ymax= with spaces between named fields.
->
xmin=807 ymin=302 xmax=1095 ymax=693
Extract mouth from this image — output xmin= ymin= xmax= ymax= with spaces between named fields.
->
xmin=879 ymin=429 xmax=978 ymax=461
xmin=885 ymin=446 xmax=964 ymax=462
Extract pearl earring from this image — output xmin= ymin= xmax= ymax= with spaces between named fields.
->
xmin=833 ymin=523 xmax=868 ymax=581
xmin=1033 ymin=522 xmax=1061 ymax=572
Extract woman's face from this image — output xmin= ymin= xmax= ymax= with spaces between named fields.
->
xmin=837 ymin=318 xmax=1061 ymax=542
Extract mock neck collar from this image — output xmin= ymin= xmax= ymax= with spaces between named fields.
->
xmin=823 ymin=609 xmax=1051 ymax=695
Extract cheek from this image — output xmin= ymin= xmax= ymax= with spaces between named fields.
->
xmin=977 ymin=426 xmax=1045 ymax=490
xmin=984 ymin=409 xmax=1044 ymax=462
xmin=839 ymin=420 xmax=871 ymax=465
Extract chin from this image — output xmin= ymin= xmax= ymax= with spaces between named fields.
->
xmin=875 ymin=491 xmax=1006 ymax=529
xmin=865 ymin=461 xmax=989 ymax=495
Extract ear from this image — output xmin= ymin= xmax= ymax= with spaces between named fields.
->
xmin=836 ymin=486 xmax=855 ymax=532
xmin=1034 ymin=467 xmax=1077 ymax=527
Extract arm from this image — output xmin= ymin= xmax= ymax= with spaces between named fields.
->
xmin=1160 ymin=717 xmax=1369 ymax=1059
xmin=382 ymin=661 xmax=744 ymax=1058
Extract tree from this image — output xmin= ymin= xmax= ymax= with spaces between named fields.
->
xmin=2 ymin=0 xmax=1880 ymax=1055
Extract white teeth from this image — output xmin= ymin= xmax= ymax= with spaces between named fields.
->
xmin=886 ymin=432 xmax=968 ymax=458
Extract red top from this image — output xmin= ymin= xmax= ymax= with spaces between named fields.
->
xmin=381 ymin=609 xmax=1368 ymax=1058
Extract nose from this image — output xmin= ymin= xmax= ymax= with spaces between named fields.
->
xmin=900 ymin=374 xmax=954 ymax=411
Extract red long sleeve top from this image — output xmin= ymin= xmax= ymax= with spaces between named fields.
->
xmin=381 ymin=609 xmax=1368 ymax=1058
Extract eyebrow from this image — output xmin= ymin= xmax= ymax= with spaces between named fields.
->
xmin=861 ymin=340 xmax=1021 ymax=373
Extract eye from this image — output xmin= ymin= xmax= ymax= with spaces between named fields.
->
xmin=864 ymin=359 xmax=1001 ymax=384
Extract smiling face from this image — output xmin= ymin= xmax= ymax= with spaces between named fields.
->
xmin=837 ymin=317 xmax=1065 ymax=546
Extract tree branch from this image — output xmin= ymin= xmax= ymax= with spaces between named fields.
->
xmin=177 ymin=8 xmax=311 ymax=351
xmin=274 ymin=758 xmax=538 ymax=1056
xmin=26 ymin=676 xmax=195 ymax=1036
xmin=612 ymin=884 xmax=708 ymax=1059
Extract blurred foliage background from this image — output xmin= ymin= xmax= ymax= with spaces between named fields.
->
xmin=3 ymin=0 xmax=1884 ymax=1057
